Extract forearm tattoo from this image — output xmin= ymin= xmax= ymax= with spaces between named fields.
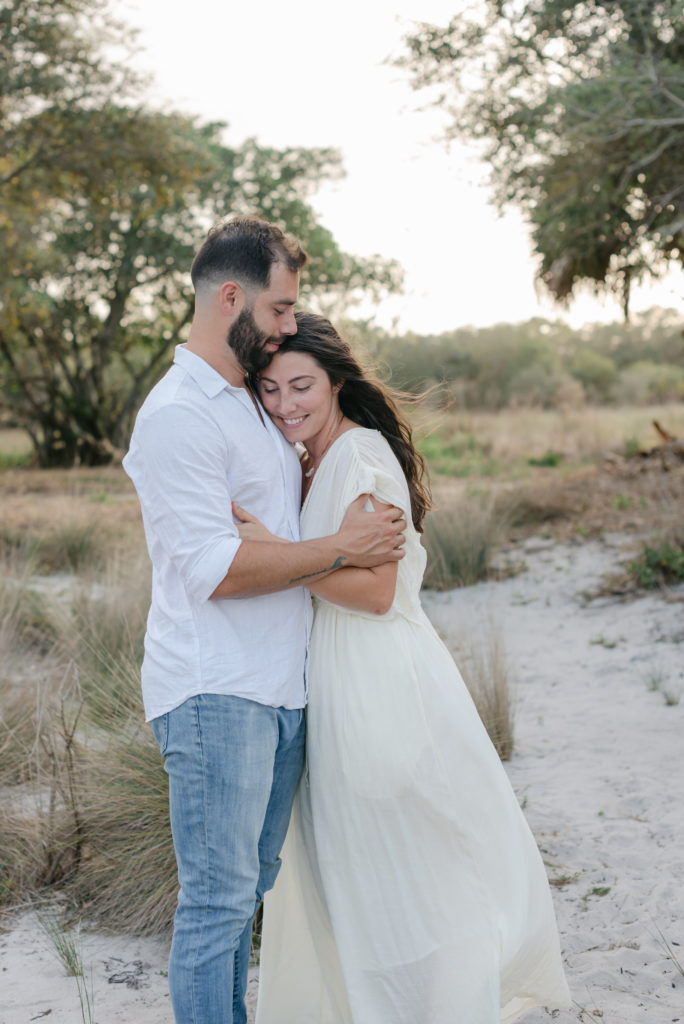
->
xmin=289 ymin=556 xmax=345 ymax=585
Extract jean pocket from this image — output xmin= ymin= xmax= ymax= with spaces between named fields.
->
xmin=150 ymin=713 xmax=169 ymax=756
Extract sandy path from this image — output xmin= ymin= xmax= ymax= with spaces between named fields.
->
xmin=1 ymin=536 xmax=682 ymax=1023
xmin=423 ymin=535 xmax=684 ymax=1024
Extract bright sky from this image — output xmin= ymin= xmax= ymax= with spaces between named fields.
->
xmin=122 ymin=0 xmax=682 ymax=334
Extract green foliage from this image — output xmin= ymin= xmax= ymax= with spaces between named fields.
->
xmin=398 ymin=1 xmax=684 ymax=310
xmin=569 ymin=349 xmax=618 ymax=402
xmin=0 ymin=0 xmax=402 ymax=468
xmin=367 ymin=307 xmax=684 ymax=411
xmin=416 ymin=431 xmax=501 ymax=477
xmin=623 ymin=435 xmax=642 ymax=458
xmin=626 ymin=538 xmax=684 ymax=588
xmin=0 ymin=450 xmax=33 ymax=469
xmin=612 ymin=361 xmax=684 ymax=404
xmin=528 ymin=450 xmax=562 ymax=468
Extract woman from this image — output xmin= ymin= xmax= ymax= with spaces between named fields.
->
xmin=240 ymin=312 xmax=570 ymax=1023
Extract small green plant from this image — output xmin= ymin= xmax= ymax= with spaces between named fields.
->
xmin=623 ymin=435 xmax=642 ymax=459
xmin=613 ymin=493 xmax=633 ymax=511
xmin=645 ymin=667 xmax=666 ymax=692
xmin=37 ymin=909 xmax=84 ymax=976
xmin=37 ymin=910 xmax=95 ymax=1023
xmin=549 ymin=872 xmax=580 ymax=888
xmin=527 ymin=449 xmax=561 ymax=468
xmin=582 ymin=885 xmax=611 ymax=902
xmin=589 ymin=634 xmax=619 ymax=649
xmin=626 ymin=537 xmax=684 ymax=589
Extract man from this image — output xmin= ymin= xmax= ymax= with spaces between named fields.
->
xmin=123 ymin=216 xmax=404 ymax=1024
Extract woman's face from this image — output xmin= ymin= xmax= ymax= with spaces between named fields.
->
xmin=259 ymin=350 xmax=341 ymax=446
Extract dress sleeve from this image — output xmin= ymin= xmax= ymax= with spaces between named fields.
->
xmin=338 ymin=431 xmax=413 ymax=526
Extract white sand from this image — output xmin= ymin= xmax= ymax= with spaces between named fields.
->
xmin=1 ymin=536 xmax=682 ymax=1023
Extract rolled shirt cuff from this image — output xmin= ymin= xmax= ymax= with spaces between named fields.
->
xmin=185 ymin=535 xmax=243 ymax=602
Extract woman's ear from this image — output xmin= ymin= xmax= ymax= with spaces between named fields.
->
xmin=332 ymin=380 xmax=343 ymax=394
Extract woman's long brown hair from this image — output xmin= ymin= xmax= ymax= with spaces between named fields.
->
xmin=256 ymin=311 xmax=432 ymax=532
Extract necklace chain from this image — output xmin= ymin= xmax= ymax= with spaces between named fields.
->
xmin=304 ymin=415 xmax=345 ymax=478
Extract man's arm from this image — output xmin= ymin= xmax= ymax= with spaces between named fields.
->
xmin=304 ymin=498 xmax=399 ymax=615
xmin=210 ymin=494 xmax=404 ymax=599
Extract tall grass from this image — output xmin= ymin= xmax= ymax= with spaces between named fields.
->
xmin=422 ymin=496 xmax=508 ymax=589
xmin=60 ymin=555 xmax=150 ymax=728
xmin=69 ymin=722 xmax=176 ymax=935
xmin=0 ymin=521 xmax=110 ymax=574
xmin=459 ymin=621 xmax=515 ymax=760
xmin=0 ymin=537 xmax=172 ymax=933
xmin=37 ymin=909 xmax=96 ymax=1023
xmin=413 ymin=402 xmax=684 ymax=478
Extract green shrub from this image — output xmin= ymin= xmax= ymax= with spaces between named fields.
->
xmin=417 ymin=431 xmax=501 ymax=478
xmin=626 ymin=538 xmax=684 ymax=588
xmin=527 ymin=450 xmax=562 ymax=468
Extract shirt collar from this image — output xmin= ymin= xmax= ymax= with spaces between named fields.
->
xmin=173 ymin=344 xmax=244 ymax=399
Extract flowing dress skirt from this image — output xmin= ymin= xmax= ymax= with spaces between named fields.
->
xmin=256 ymin=429 xmax=570 ymax=1023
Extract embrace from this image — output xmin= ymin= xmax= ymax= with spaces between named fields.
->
xmin=124 ymin=216 xmax=570 ymax=1024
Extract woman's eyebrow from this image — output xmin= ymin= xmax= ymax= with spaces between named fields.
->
xmin=260 ymin=374 xmax=316 ymax=384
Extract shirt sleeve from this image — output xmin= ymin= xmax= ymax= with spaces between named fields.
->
xmin=130 ymin=401 xmax=242 ymax=602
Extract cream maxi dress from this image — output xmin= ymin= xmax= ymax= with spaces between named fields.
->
xmin=256 ymin=428 xmax=570 ymax=1024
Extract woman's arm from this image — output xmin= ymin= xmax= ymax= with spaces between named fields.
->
xmin=307 ymin=560 xmax=398 ymax=616
xmin=233 ymin=498 xmax=399 ymax=614
xmin=307 ymin=497 xmax=398 ymax=615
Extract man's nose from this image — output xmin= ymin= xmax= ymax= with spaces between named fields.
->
xmin=280 ymin=309 xmax=297 ymax=336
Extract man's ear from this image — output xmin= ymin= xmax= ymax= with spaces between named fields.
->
xmin=218 ymin=280 xmax=243 ymax=316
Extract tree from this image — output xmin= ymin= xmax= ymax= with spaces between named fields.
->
xmin=0 ymin=0 xmax=141 ymax=189
xmin=398 ymin=0 xmax=684 ymax=315
xmin=0 ymin=1 xmax=402 ymax=467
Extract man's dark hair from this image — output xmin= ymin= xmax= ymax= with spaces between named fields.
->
xmin=190 ymin=216 xmax=307 ymax=294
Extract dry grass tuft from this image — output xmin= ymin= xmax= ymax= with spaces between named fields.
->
xmin=70 ymin=721 xmax=176 ymax=936
xmin=458 ymin=619 xmax=515 ymax=761
xmin=423 ymin=496 xmax=510 ymax=589
xmin=438 ymin=617 xmax=515 ymax=760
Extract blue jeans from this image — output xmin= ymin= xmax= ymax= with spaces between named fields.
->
xmin=151 ymin=694 xmax=305 ymax=1024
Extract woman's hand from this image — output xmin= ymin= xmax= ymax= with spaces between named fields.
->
xmin=232 ymin=502 xmax=286 ymax=543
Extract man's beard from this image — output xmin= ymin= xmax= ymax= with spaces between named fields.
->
xmin=227 ymin=306 xmax=276 ymax=375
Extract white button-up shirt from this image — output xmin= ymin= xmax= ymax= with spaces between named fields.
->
xmin=123 ymin=345 xmax=311 ymax=721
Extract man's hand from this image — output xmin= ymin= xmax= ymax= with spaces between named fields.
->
xmin=232 ymin=502 xmax=287 ymax=543
xmin=336 ymin=494 xmax=406 ymax=568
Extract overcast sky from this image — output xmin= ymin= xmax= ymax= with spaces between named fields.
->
xmin=121 ymin=0 xmax=682 ymax=333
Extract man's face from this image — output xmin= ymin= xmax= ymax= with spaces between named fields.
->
xmin=227 ymin=263 xmax=299 ymax=374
